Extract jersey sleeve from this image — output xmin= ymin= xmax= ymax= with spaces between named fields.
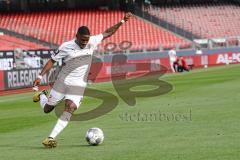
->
xmin=89 ymin=34 xmax=104 ymax=48
xmin=51 ymin=44 xmax=69 ymax=62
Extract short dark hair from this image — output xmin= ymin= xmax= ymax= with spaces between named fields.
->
xmin=77 ymin=26 xmax=90 ymax=35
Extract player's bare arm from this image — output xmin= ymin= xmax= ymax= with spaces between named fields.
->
xmin=102 ymin=12 xmax=132 ymax=39
xmin=33 ymin=59 xmax=56 ymax=87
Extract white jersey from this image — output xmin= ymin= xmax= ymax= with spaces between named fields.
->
xmin=51 ymin=34 xmax=103 ymax=87
xmin=168 ymin=49 xmax=177 ymax=62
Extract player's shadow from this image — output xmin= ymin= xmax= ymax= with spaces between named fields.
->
xmin=21 ymin=146 xmax=46 ymax=149
xmin=60 ymin=144 xmax=103 ymax=148
xmin=0 ymin=145 xmax=46 ymax=150
xmin=12 ymin=145 xmax=91 ymax=149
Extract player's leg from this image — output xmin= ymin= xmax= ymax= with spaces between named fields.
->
xmin=43 ymin=89 xmax=66 ymax=113
xmin=173 ymin=62 xmax=178 ymax=72
xmin=48 ymin=99 xmax=77 ymax=139
xmin=33 ymin=88 xmax=65 ymax=148
xmin=33 ymin=90 xmax=54 ymax=112
xmin=38 ymin=89 xmax=65 ymax=148
xmin=39 ymin=91 xmax=55 ymax=113
xmin=45 ymin=95 xmax=82 ymax=148
xmin=170 ymin=61 xmax=175 ymax=73
xmin=178 ymin=65 xmax=183 ymax=72
xmin=183 ymin=66 xmax=190 ymax=72
xmin=33 ymin=89 xmax=64 ymax=114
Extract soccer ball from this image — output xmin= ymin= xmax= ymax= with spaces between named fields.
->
xmin=85 ymin=128 xmax=104 ymax=145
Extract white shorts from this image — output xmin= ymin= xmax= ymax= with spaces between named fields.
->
xmin=47 ymin=88 xmax=84 ymax=108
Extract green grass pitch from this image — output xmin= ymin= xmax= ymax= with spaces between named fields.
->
xmin=0 ymin=64 xmax=240 ymax=160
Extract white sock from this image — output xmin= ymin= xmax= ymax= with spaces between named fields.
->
xmin=40 ymin=94 xmax=48 ymax=109
xmin=49 ymin=111 xmax=72 ymax=139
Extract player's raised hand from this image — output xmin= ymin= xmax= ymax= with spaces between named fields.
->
xmin=123 ymin=12 xmax=133 ymax=22
xmin=103 ymin=12 xmax=133 ymax=40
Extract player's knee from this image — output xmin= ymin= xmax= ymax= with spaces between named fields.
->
xmin=43 ymin=104 xmax=55 ymax=114
xmin=65 ymin=99 xmax=77 ymax=114
xmin=43 ymin=108 xmax=50 ymax=114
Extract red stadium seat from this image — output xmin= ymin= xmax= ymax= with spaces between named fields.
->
xmin=146 ymin=3 xmax=240 ymax=39
xmin=0 ymin=10 xmax=189 ymax=51
xmin=0 ymin=34 xmax=48 ymax=51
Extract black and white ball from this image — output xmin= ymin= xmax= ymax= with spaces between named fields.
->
xmin=85 ymin=128 xmax=104 ymax=145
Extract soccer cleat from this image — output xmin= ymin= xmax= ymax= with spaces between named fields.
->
xmin=42 ymin=137 xmax=57 ymax=148
xmin=33 ymin=90 xmax=48 ymax=102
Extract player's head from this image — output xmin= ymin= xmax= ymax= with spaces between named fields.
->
xmin=76 ymin=26 xmax=90 ymax=49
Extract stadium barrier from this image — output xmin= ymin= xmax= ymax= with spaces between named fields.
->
xmin=0 ymin=70 xmax=4 ymax=91
xmin=0 ymin=47 xmax=240 ymax=91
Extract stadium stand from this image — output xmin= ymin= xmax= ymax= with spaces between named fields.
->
xmin=0 ymin=10 xmax=190 ymax=51
xmin=145 ymin=3 xmax=240 ymax=39
xmin=0 ymin=34 xmax=48 ymax=51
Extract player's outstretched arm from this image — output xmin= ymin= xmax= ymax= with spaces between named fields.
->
xmin=102 ymin=12 xmax=132 ymax=40
xmin=33 ymin=59 xmax=55 ymax=88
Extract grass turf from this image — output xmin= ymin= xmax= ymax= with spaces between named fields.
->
xmin=0 ymin=64 xmax=240 ymax=160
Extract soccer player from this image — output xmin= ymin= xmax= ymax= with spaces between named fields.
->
xmin=168 ymin=48 xmax=177 ymax=73
xmin=32 ymin=12 xmax=132 ymax=148
xmin=174 ymin=56 xmax=189 ymax=72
